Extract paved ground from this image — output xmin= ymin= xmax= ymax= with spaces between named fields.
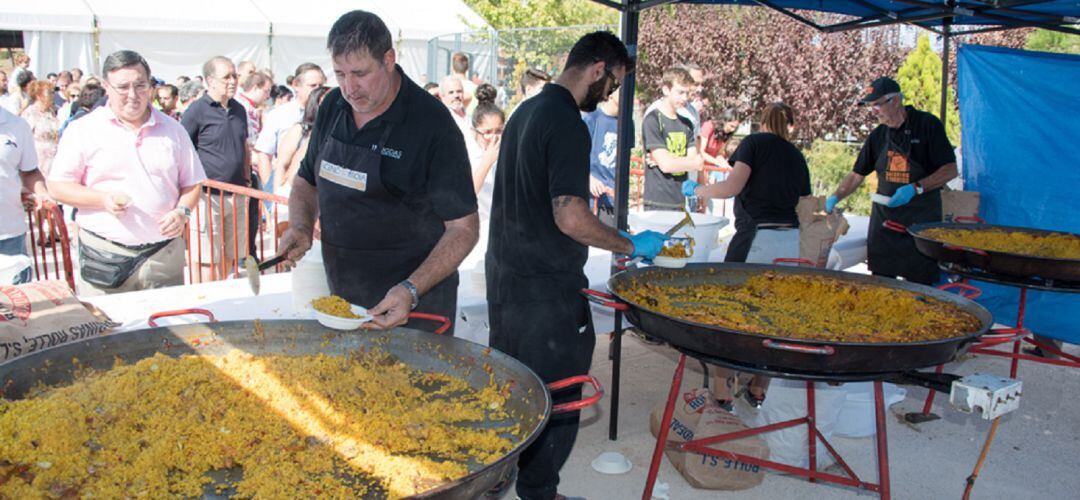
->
xmin=526 ymin=308 xmax=1080 ymax=500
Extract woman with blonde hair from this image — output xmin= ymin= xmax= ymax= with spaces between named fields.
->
xmin=682 ymin=102 xmax=811 ymax=408
xmin=21 ymin=80 xmax=60 ymax=176
xmin=272 ymin=85 xmax=330 ymax=220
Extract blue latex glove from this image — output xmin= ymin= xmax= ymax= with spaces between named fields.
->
xmin=825 ymin=194 xmax=839 ymax=214
xmin=681 ymin=179 xmax=700 ymax=198
xmin=624 ymin=230 xmax=667 ymax=260
xmin=887 ymin=184 xmax=916 ymax=208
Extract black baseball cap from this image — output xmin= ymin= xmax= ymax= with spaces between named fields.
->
xmin=858 ymin=77 xmax=901 ymax=105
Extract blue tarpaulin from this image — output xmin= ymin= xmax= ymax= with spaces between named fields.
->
xmin=957 ymin=44 xmax=1080 ymax=343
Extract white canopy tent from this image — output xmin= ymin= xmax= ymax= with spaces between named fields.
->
xmin=84 ymin=0 xmax=271 ymax=82
xmin=0 ymin=0 xmax=96 ymax=80
xmin=1 ymin=0 xmax=488 ymax=84
xmin=257 ymin=0 xmax=489 ymax=83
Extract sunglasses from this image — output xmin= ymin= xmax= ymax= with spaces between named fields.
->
xmin=603 ymin=67 xmax=621 ymax=96
xmin=870 ymin=93 xmax=898 ymax=110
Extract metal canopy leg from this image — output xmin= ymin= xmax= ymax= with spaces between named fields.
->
xmin=874 ymin=380 xmax=892 ymax=500
xmin=608 ymin=0 xmax=641 ymax=443
xmin=642 ymin=353 xmax=687 ymax=500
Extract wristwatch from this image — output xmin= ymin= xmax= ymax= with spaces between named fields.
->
xmin=914 ymin=182 xmax=925 ymax=195
xmin=398 ymin=280 xmax=419 ymax=310
xmin=177 ymin=206 xmax=192 ymax=219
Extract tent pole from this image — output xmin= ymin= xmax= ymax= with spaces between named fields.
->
xmin=92 ymin=15 xmax=100 ymax=74
xmin=610 ymin=0 xmax=639 ymax=442
xmin=941 ymin=18 xmax=951 ymax=126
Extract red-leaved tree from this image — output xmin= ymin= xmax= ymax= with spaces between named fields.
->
xmin=639 ymin=5 xmax=904 ymax=142
xmin=637 ymin=5 xmax=1034 ymax=143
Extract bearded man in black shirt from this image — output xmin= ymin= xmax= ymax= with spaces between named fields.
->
xmin=486 ymin=31 xmax=665 ymax=500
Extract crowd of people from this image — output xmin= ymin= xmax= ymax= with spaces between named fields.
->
xmin=1 ymin=8 xmax=959 ymax=499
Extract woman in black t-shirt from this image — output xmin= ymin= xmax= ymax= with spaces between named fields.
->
xmin=682 ymin=102 xmax=811 ymax=407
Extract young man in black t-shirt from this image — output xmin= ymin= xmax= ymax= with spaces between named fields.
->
xmin=642 ymin=67 xmax=705 ymax=211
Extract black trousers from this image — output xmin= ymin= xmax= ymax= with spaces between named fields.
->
xmin=488 ymin=294 xmax=596 ymax=500
xmin=248 ymin=173 xmax=262 ymax=256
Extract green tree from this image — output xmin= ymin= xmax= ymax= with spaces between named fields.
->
xmin=1025 ymin=28 xmax=1080 ymax=54
xmin=804 ymin=140 xmax=874 ymax=216
xmin=463 ymin=1 xmax=618 ymax=107
xmin=464 ymin=0 xmax=617 ymax=29
xmin=896 ymin=34 xmax=961 ymax=144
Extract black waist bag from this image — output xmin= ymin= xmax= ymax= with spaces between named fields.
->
xmin=79 ymin=238 xmax=172 ymax=289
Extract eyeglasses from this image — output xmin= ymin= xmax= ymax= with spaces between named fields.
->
xmin=603 ymin=67 xmax=620 ymax=96
xmin=109 ymin=81 xmax=150 ymax=95
xmin=870 ymin=93 xmax=898 ymax=110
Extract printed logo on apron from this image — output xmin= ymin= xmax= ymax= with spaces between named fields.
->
xmin=319 ymin=160 xmax=368 ymax=192
xmin=885 ymin=150 xmax=911 ymax=184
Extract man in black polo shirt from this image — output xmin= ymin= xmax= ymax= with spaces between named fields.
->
xmin=181 ymin=56 xmax=248 ymax=281
xmin=486 ymin=32 xmax=666 ymax=500
xmin=827 ymin=77 xmax=957 ymax=284
xmin=278 ymin=10 xmax=478 ymax=333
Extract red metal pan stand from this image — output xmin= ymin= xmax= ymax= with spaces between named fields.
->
xmin=912 ymin=273 xmax=1080 ymax=422
xmin=643 ymin=353 xmax=892 ymax=500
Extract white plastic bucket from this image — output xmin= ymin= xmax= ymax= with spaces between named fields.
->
xmin=292 ymin=241 xmax=330 ymax=313
xmin=834 ymin=382 xmax=907 ymax=438
xmin=628 ymin=211 xmax=729 ymax=262
xmin=0 ymin=254 xmax=32 ymax=284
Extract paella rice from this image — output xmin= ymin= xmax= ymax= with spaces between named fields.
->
xmin=0 ymin=347 xmax=523 ymax=498
xmin=922 ymin=227 xmax=1080 ymax=260
xmin=658 ymin=239 xmax=694 ymax=259
xmin=619 ymin=271 xmax=982 ymax=343
xmin=311 ymin=295 xmax=363 ymax=318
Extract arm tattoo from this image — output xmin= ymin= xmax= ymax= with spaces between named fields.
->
xmin=552 ymin=195 xmax=577 ymax=209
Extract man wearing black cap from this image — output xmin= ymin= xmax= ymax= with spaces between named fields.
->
xmin=825 ymin=77 xmax=957 ymax=284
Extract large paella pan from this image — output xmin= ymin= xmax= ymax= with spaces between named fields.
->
xmin=587 ymin=263 xmax=993 ymax=379
xmin=905 ymin=221 xmax=1080 ymax=283
xmin=0 ymin=311 xmax=600 ymax=499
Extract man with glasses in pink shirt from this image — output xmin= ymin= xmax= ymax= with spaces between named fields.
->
xmin=48 ymin=50 xmax=206 ymax=295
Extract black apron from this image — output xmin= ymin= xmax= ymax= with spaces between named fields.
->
xmin=314 ymin=112 xmax=458 ymax=332
xmin=867 ymin=125 xmax=942 ymax=285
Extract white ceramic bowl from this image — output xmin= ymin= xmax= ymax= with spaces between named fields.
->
xmin=591 ymin=451 xmax=632 ymax=475
xmin=651 ymin=236 xmax=693 ymax=268
xmin=313 ymin=303 xmax=372 ymax=330
xmin=651 ymin=255 xmax=688 ymax=268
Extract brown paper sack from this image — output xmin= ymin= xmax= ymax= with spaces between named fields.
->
xmin=0 ymin=281 xmax=117 ymax=364
xmin=941 ymin=189 xmax=981 ymax=222
xmin=650 ymin=387 xmax=770 ymax=490
xmin=797 ymin=196 xmax=850 ymax=268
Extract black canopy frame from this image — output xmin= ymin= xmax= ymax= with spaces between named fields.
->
xmin=589 ymin=0 xmax=1079 ymax=440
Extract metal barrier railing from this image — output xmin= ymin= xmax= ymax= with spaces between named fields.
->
xmin=21 ymin=195 xmax=75 ymax=290
xmin=187 ymin=180 xmax=289 ymax=283
xmin=17 ymin=182 xmax=291 ymax=291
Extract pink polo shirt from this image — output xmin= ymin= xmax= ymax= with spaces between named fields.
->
xmin=49 ymin=106 xmax=206 ymax=246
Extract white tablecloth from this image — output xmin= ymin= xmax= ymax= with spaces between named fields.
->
xmin=85 ymin=218 xmax=870 ymax=345
xmin=84 ymin=248 xmax=621 ymax=346
xmin=84 ymin=273 xmax=303 ymax=332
